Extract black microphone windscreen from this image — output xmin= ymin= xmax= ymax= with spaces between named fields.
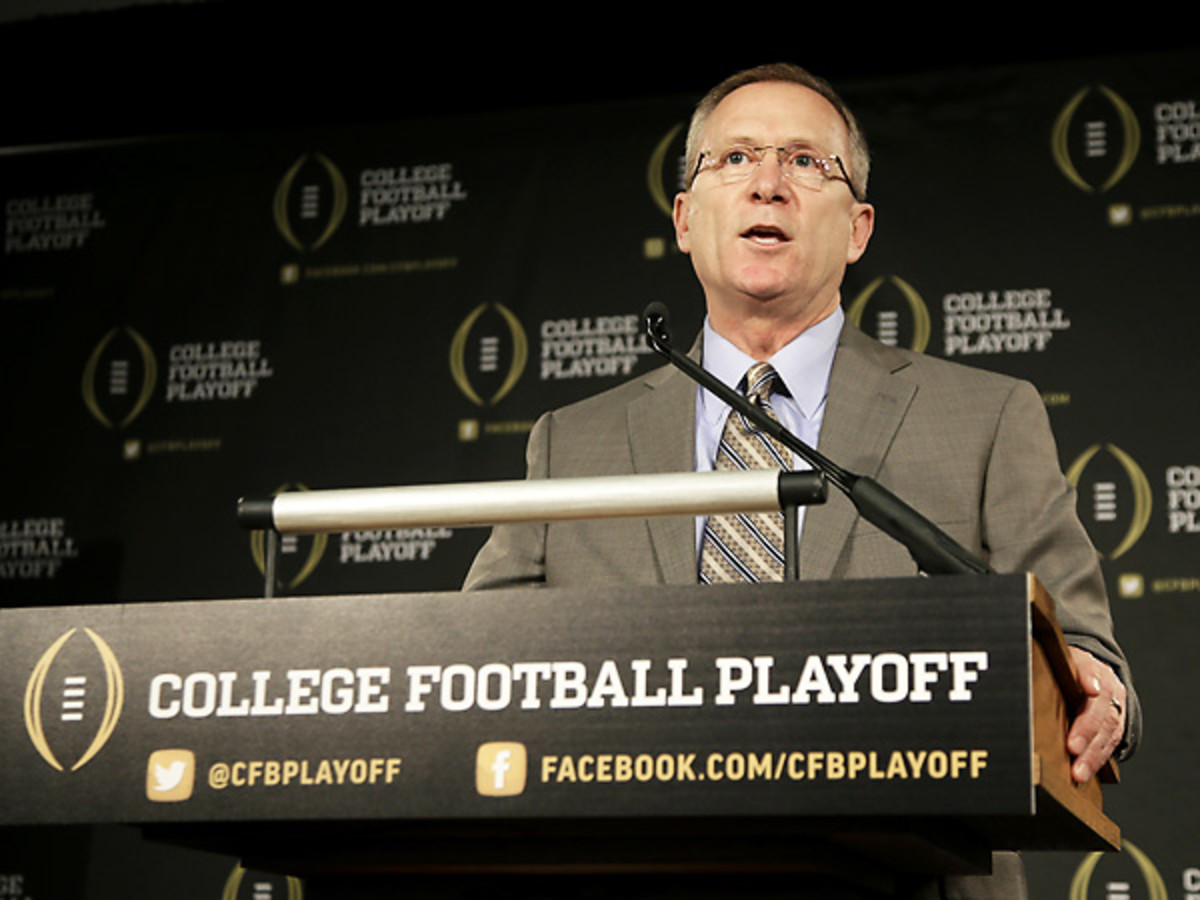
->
xmin=642 ymin=302 xmax=672 ymax=345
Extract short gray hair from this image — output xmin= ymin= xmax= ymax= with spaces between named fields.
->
xmin=684 ymin=63 xmax=870 ymax=200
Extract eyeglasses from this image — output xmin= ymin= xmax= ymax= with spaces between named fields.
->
xmin=690 ymin=143 xmax=862 ymax=202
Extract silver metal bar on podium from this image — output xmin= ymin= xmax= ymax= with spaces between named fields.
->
xmin=239 ymin=470 xmax=826 ymax=535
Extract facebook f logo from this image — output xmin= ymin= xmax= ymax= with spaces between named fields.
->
xmin=492 ymin=750 xmax=511 ymax=789
xmin=476 ymin=742 xmax=527 ymax=796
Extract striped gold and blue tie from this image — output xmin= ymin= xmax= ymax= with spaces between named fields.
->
xmin=699 ymin=362 xmax=792 ymax=583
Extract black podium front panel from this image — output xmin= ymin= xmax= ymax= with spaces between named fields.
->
xmin=1 ymin=576 xmax=1032 ymax=826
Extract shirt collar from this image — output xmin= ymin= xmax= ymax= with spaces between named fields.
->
xmin=699 ymin=305 xmax=843 ymax=427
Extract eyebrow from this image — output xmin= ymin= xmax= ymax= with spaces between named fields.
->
xmin=713 ymin=135 xmax=829 ymax=153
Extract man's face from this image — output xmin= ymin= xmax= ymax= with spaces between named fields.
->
xmin=674 ymin=81 xmax=874 ymax=346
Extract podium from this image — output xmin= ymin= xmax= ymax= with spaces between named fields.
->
xmin=0 ymin=574 xmax=1117 ymax=897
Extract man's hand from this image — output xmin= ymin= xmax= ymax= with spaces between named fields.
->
xmin=1066 ymin=647 xmax=1126 ymax=783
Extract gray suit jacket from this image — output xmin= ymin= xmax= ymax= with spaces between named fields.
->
xmin=465 ymin=322 xmax=1140 ymax=897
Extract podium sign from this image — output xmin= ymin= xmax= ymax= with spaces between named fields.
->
xmin=1 ymin=575 xmax=1073 ymax=832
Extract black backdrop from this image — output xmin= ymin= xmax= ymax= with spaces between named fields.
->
xmin=1 ymin=16 xmax=1197 ymax=899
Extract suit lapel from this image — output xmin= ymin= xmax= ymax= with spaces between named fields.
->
xmin=801 ymin=325 xmax=917 ymax=580
xmin=619 ymin=326 xmax=918 ymax=584
xmin=627 ymin=359 xmax=701 ymax=585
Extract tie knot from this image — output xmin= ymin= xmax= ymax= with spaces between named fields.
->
xmin=744 ymin=362 xmax=778 ymax=406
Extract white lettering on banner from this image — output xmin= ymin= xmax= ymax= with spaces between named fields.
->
xmin=1183 ymin=867 xmax=1200 ymax=896
xmin=1167 ymin=465 xmax=1200 ymax=533
xmin=358 ymin=163 xmax=467 ymax=226
xmin=942 ymin=289 xmax=1070 ymax=357
xmin=712 ymin=652 xmax=988 ymax=706
xmin=0 ymin=517 xmax=79 ymax=580
xmin=405 ymin=659 xmax=703 ymax=713
xmin=339 ymin=528 xmax=454 ymax=565
xmin=1155 ymin=99 xmax=1200 ymax=164
xmin=147 ymin=667 xmax=391 ymax=719
xmin=165 ymin=339 xmax=274 ymax=402
xmin=4 ymin=192 xmax=107 ymax=254
xmin=142 ymin=652 xmax=990 ymax=720
xmin=404 ymin=652 xmax=988 ymax=713
xmin=539 ymin=314 xmax=655 ymax=381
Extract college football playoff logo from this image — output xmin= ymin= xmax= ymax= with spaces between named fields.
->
xmin=274 ymin=152 xmax=348 ymax=252
xmin=846 ymin=275 xmax=931 ymax=352
xmin=1069 ymin=839 xmax=1166 ymax=900
xmin=1065 ymin=443 xmax=1152 ymax=559
xmin=24 ymin=628 xmax=124 ymax=772
xmin=647 ymin=122 xmax=687 ymax=218
xmin=449 ymin=303 xmax=528 ymax=407
xmin=1052 ymin=86 xmax=1141 ymax=193
xmin=248 ymin=483 xmax=328 ymax=591
xmin=82 ymin=327 xmax=158 ymax=429
xmin=222 ymin=863 xmax=304 ymax=900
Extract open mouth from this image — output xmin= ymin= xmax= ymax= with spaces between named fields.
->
xmin=741 ymin=225 xmax=790 ymax=245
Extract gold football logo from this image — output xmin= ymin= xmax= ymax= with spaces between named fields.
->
xmin=449 ymin=303 xmax=528 ymax=407
xmin=647 ymin=122 xmax=686 ymax=218
xmin=1069 ymin=839 xmax=1166 ymax=900
xmin=1066 ymin=443 xmax=1152 ymax=560
xmin=222 ymin=863 xmax=303 ymax=900
xmin=248 ymin=483 xmax=328 ymax=591
xmin=846 ymin=275 xmax=931 ymax=353
xmin=1052 ymin=86 xmax=1141 ymax=193
xmin=82 ymin=326 xmax=158 ymax=429
xmin=274 ymin=152 xmax=348 ymax=252
xmin=24 ymin=628 xmax=124 ymax=772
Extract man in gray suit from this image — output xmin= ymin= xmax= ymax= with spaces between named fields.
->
xmin=466 ymin=63 xmax=1138 ymax=897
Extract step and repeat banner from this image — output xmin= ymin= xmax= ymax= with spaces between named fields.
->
xmin=2 ymin=48 xmax=1197 ymax=900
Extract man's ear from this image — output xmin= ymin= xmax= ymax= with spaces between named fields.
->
xmin=673 ymin=192 xmax=691 ymax=254
xmin=846 ymin=202 xmax=875 ymax=264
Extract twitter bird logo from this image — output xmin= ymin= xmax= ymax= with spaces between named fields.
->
xmin=154 ymin=760 xmax=187 ymax=792
xmin=146 ymin=749 xmax=195 ymax=802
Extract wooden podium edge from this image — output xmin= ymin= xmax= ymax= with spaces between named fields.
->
xmin=1026 ymin=574 xmax=1121 ymax=851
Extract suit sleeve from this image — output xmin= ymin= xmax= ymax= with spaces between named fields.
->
xmin=462 ymin=413 xmax=552 ymax=591
xmin=982 ymin=380 xmax=1141 ymax=758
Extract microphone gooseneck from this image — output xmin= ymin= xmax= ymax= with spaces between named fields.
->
xmin=641 ymin=302 xmax=993 ymax=577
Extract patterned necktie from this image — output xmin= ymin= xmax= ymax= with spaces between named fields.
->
xmin=699 ymin=362 xmax=792 ymax=583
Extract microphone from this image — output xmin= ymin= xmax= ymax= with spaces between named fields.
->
xmin=641 ymin=302 xmax=993 ymax=577
xmin=643 ymin=301 xmax=672 ymax=346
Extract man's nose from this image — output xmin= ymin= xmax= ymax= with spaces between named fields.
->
xmin=749 ymin=151 xmax=787 ymax=201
